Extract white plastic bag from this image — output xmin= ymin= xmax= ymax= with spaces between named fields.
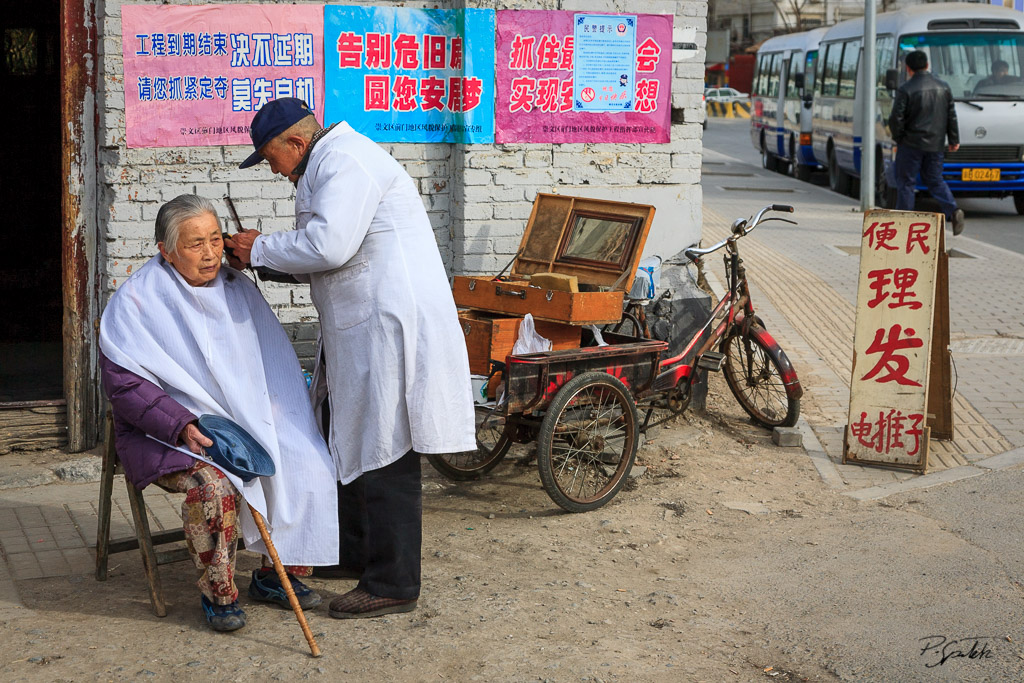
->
xmin=512 ymin=314 xmax=552 ymax=355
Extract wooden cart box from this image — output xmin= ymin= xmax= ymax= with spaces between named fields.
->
xmin=459 ymin=310 xmax=581 ymax=397
xmin=452 ymin=193 xmax=656 ymax=325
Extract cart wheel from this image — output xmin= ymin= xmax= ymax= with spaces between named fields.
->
xmin=721 ymin=330 xmax=799 ymax=428
xmin=426 ymin=404 xmax=513 ymax=480
xmin=536 ymin=372 xmax=639 ymax=512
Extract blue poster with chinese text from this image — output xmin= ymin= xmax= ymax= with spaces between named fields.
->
xmin=324 ymin=6 xmax=495 ymax=143
xmin=573 ymin=14 xmax=637 ymax=112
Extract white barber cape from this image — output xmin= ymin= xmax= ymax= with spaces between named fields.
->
xmin=251 ymin=121 xmax=476 ymax=484
xmin=99 ymin=256 xmax=338 ymax=565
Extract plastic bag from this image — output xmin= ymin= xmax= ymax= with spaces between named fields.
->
xmin=512 ymin=314 xmax=552 ymax=355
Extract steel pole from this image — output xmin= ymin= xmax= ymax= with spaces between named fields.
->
xmin=860 ymin=0 xmax=877 ymax=211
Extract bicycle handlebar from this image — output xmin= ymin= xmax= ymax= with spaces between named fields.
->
xmin=683 ymin=204 xmax=796 ymax=262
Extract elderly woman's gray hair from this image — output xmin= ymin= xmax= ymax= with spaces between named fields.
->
xmin=155 ymin=194 xmax=219 ymax=253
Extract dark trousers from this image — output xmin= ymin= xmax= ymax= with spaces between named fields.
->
xmin=894 ymin=145 xmax=957 ymax=220
xmin=336 ymin=449 xmax=422 ymax=600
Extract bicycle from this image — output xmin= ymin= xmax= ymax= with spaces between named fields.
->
xmin=638 ymin=203 xmax=802 ymax=429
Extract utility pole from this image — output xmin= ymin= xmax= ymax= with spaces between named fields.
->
xmin=860 ymin=0 xmax=877 ymax=211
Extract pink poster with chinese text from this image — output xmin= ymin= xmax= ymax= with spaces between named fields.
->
xmin=495 ymin=11 xmax=672 ymax=144
xmin=122 ymin=4 xmax=324 ymax=148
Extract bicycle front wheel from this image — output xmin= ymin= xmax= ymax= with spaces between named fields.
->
xmin=721 ymin=331 xmax=799 ymax=428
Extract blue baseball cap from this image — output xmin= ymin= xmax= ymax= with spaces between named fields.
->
xmin=239 ymin=97 xmax=314 ymax=169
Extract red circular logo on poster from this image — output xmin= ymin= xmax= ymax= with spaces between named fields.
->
xmin=617 ymin=23 xmax=626 ymax=34
xmin=581 ymin=87 xmax=595 ymax=102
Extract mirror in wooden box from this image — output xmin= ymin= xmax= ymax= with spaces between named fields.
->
xmin=452 ymin=193 xmax=656 ymax=325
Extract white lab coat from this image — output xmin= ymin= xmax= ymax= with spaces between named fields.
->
xmin=99 ymin=257 xmax=339 ymax=565
xmin=251 ymin=122 xmax=476 ymax=484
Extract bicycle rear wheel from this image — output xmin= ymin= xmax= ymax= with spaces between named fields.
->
xmin=721 ymin=331 xmax=799 ymax=428
xmin=426 ymin=404 xmax=512 ymax=480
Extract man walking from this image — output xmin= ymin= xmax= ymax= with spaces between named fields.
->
xmin=888 ymin=50 xmax=965 ymax=235
xmin=227 ymin=98 xmax=476 ymax=618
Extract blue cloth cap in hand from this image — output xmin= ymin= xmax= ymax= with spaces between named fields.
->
xmin=196 ymin=415 xmax=276 ymax=482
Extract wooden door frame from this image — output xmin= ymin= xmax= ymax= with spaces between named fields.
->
xmin=60 ymin=0 xmax=98 ymax=451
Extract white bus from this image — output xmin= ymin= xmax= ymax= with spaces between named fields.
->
xmin=811 ymin=3 xmax=1024 ymax=214
xmin=750 ymin=27 xmax=828 ymax=181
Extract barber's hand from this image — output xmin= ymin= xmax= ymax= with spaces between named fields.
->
xmin=225 ymin=229 xmax=262 ymax=267
xmin=948 ymin=143 xmax=960 ymax=153
xmin=179 ymin=422 xmax=213 ymax=455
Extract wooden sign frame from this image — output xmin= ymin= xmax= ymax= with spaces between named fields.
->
xmin=843 ymin=211 xmax=953 ymax=473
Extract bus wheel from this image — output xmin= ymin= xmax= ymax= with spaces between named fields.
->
xmin=828 ymin=147 xmax=851 ymax=196
xmin=876 ymin=158 xmax=896 ymax=209
xmin=761 ymin=141 xmax=778 ymax=172
xmin=1014 ymin=191 xmax=1024 ymax=216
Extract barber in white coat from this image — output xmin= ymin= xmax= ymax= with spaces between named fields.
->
xmin=228 ymin=98 xmax=476 ymax=619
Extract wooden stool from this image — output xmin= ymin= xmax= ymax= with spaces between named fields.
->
xmin=95 ymin=412 xmax=188 ymax=617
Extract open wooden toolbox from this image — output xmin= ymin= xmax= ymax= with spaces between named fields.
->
xmin=454 ymin=193 xmax=656 ymax=395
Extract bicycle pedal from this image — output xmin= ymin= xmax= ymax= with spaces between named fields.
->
xmin=696 ymin=351 xmax=726 ymax=372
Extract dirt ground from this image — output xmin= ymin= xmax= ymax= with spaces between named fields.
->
xmin=1 ymin=375 xmax=870 ymax=682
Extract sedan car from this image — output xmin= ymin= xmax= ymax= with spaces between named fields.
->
xmin=704 ymin=87 xmax=749 ymax=104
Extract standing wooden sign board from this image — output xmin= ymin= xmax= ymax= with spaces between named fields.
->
xmin=843 ymin=210 xmax=953 ymax=473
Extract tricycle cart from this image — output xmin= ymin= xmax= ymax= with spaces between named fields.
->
xmin=427 ymin=331 xmax=667 ymax=513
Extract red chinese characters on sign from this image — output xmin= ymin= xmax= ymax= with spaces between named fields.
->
xmin=636 ymin=37 xmax=661 ymax=72
xmin=847 ymin=210 xmax=941 ymax=468
xmin=351 ymin=33 xmax=482 ymax=114
xmin=337 ymin=32 xmax=363 ymax=68
xmin=861 ymin=324 xmax=924 ymax=386
xmin=867 ymin=268 xmax=922 ymax=310
xmin=365 ymin=33 xmax=392 ymax=69
xmin=850 ymin=410 xmax=924 ymax=456
xmin=636 ymin=79 xmax=659 ymax=113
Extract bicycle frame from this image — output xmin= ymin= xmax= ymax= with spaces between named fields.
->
xmin=650 ymin=243 xmax=752 ymax=393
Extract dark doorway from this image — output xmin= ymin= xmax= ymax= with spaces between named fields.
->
xmin=1 ymin=1 xmax=62 ymax=402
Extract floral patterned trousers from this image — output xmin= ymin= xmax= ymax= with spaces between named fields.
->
xmin=155 ymin=460 xmax=311 ymax=606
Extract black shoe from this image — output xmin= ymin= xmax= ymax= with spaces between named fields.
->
xmin=248 ymin=569 xmax=322 ymax=610
xmin=952 ymin=209 xmax=965 ymax=236
xmin=312 ymin=564 xmax=363 ymax=580
xmin=201 ymin=595 xmax=246 ymax=632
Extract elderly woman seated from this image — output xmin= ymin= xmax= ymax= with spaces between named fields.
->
xmin=99 ymin=194 xmax=337 ymax=632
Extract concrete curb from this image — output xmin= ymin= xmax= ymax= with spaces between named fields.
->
xmin=844 ymin=447 xmax=1024 ymax=501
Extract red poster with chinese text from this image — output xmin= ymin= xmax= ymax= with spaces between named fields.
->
xmin=495 ymin=10 xmax=671 ymax=143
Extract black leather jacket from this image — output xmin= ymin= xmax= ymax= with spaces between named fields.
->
xmin=888 ymin=71 xmax=960 ymax=153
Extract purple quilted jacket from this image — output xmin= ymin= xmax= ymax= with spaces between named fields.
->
xmin=99 ymin=353 xmax=196 ymax=489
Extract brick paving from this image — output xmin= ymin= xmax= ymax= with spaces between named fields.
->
xmin=698 ymin=160 xmax=1024 ymax=491
xmin=0 ymin=482 xmax=185 ymax=581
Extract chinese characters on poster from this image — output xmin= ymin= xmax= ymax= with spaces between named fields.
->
xmin=122 ymin=4 xmax=324 ymax=148
xmin=323 ymin=6 xmax=495 ymax=143
xmin=121 ymin=7 xmax=674 ymax=148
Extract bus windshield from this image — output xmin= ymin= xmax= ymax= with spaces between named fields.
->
xmin=898 ymin=32 xmax=1024 ymax=101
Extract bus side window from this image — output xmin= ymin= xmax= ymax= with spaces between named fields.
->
xmin=822 ymin=43 xmax=841 ymax=96
xmin=876 ymin=36 xmax=895 ymax=99
xmin=838 ymin=39 xmax=861 ymax=98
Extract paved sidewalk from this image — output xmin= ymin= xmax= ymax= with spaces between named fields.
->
xmin=699 ymin=140 xmax=1024 ymax=492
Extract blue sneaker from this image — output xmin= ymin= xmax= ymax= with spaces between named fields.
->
xmin=201 ymin=595 xmax=246 ymax=632
xmin=248 ymin=569 xmax=322 ymax=610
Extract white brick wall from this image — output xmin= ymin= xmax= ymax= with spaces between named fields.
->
xmin=98 ymin=0 xmax=706 ymax=320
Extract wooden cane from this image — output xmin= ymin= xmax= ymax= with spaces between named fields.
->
xmin=248 ymin=504 xmax=321 ymax=657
